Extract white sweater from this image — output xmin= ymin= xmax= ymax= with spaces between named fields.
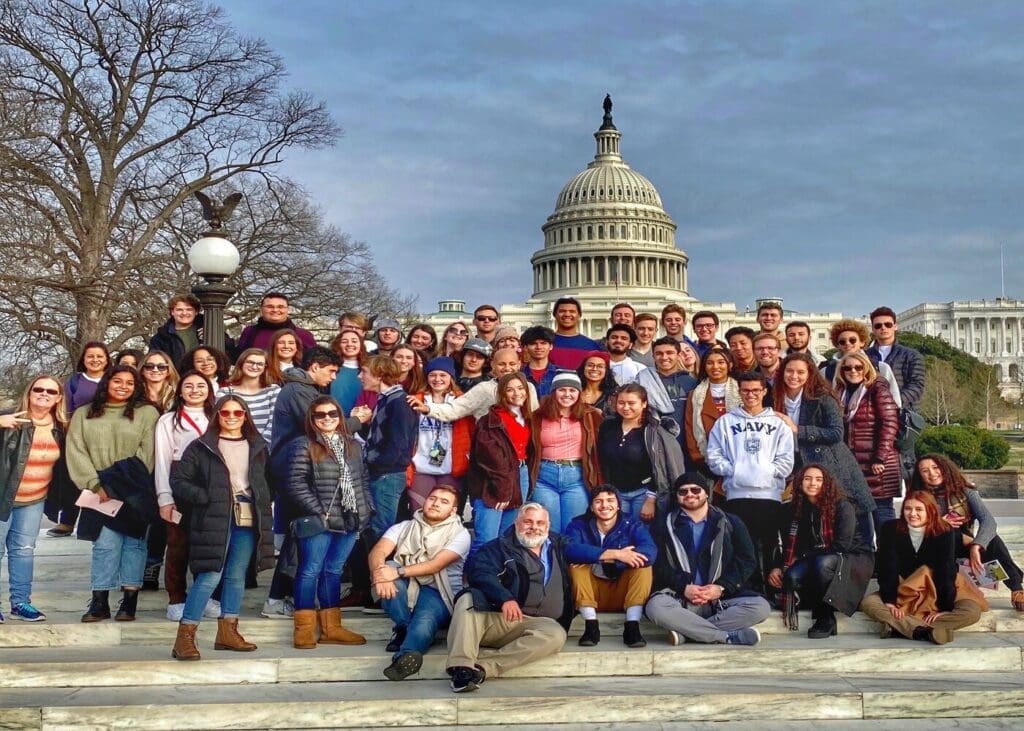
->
xmin=154 ymin=407 xmax=209 ymax=507
xmin=706 ymin=406 xmax=795 ymax=502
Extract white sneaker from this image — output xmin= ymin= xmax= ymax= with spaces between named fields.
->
xmin=668 ymin=630 xmax=683 ymax=646
xmin=166 ymin=603 xmax=185 ymax=622
xmin=203 ymin=599 xmax=221 ymax=618
xmin=260 ymin=597 xmax=294 ymax=619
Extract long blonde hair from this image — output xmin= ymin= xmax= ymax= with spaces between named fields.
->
xmin=18 ymin=375 xmax=69 ymax=429
xmin=142 ymin=351 xmax=180 ymax=411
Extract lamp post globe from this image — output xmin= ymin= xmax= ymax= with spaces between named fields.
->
xmin=187 ymin=233 xmax=239 ymax=353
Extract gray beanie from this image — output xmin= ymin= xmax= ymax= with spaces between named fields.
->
xmin=551 ymin=371 xmax=582 ymax=391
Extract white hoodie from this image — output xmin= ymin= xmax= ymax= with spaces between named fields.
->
xmin=706 ymin=406 xmax=794 ymax=502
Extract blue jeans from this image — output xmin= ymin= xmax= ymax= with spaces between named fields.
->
xmin=872 ymin=497 xmax=896 ymax=534
xmin=618 ymin=488 xmax=649 ymax=523
xmin=182 ymin=524 xmax=255 ymax=623
xmin=381 ymin=580 xmax=451 ymax=659
xmin=369 ymin=472 xmax=406 ymax=540
xmin=91 ymin=525 xmax=148 ymax=591
xmin=531 ymin=462 xmax=588 ymax=533
xmin=294 ymin=530 xmax=359 ymax=610
xmin=0 ymin=501 xmax=45 ymax=606
xmin=471 ymin=464 xmax=529 ymax=555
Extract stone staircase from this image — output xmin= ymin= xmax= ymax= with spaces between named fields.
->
xmin=1 ymin=523 xmax=1023 ymax=730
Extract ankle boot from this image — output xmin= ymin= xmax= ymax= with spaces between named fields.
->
xmin=318 ymin=607 xmax=367 ymax=645
xmin=115 ymin=589 xmax=139 ymax=621
xmin=578 ymin=619 xmax=601 ymax=647
xmin=214 ymin=618 xmax=257 ymax=651
xmin=81 ymin=590 xmax=111 ymax=623
xmin=623 ymin=620 xmax=647 ymax=648
xmin=172 ymin=622 xmax=201 ymax=660
xmin=807 ymin=607 xmax=837 ymax=639
xmin=293 ymin=609 xmax=318 ymax=649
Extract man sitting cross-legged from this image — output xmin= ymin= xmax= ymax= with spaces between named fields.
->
xmin=369 ymin=484 xmax=471 ymax=681
xmin=645 ymin=472 xmax=770 ymax=646
xmin=564 ymin=485 xmax=657 ymax=648
xmin=444 ymin=503 xmax=573 ymax=693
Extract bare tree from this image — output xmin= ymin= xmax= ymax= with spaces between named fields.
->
xmin=0 ymin=0 xmax=339 ymax=361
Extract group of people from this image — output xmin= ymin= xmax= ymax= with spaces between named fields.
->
xmin=1 ymin=292 xmax=1022 ymax=694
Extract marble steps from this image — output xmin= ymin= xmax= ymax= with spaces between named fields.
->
xmin=5 ymin=604 xmax=1024 ymax=649
xmin=3 ymin=672 xmax=1024 ymax=730
xmin=2 ymin=633 xmax=1023 ymax=691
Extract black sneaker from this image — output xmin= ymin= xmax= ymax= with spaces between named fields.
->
xmin=384 ymin=651 xmax=423 ymax=681
xmin=622 ymin=620 xmax=646 ymax=648
xmin=386 ymin=627 xmax=407 ymax=654
xmin=448 ymin=665 xmax=485 ymax=693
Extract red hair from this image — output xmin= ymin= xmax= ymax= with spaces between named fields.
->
xmin=897 ymin=490 xmax=950 ymax=537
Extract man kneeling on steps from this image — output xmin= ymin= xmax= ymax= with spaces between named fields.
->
xmin=563 ymin=485 xmax=656 ymax=648
xmin=445 ymin=503 xmax=573 ymax=693
xmin=369 ymin=484 xmax=470 ymax=680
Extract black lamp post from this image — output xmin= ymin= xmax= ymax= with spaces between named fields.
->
xmin=187 ymin=192 xmax=242 ymax=353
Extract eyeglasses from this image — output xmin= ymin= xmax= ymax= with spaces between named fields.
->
xmin=219 ymin=409 xmax=245 ymax=418
xmin=243 ymin=361 xmax=266 ymax=368
xmin=841 ymin=365 xmax=864 ymax=372
xmin=142 ymin=363 xmax=169 ymax=372
xmin=476 ymin=316 xmax=499 ymax=322
xmin=836 ymin=338 xmax=859 ymax=346
xmin=31 ymin=386 xmax=60 ymax=396
xmin=585 ymin=363 xmax=606 ymax=370
xmin=693 ymin=323 xmax=716 ymax=330
xmin=873 ymin=322 xmax=895 ymax=330
xmin=740 ymin=389 xmax=764 ymax=396
xmin=677 ymin=486 xmax=704 ymax=496
xmin=313 ymin=409 xmax=340 ymax=420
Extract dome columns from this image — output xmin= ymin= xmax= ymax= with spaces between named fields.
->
xmin=531 ymin=252 xmax=687 ymax=296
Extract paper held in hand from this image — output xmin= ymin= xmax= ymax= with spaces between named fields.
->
xmin=957 ymin=558 xmax=1009 ymax=590
xmin=76 ymin=489 xmax=124 ymax=518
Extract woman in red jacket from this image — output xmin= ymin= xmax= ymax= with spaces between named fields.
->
xmin=466 ymin=372 xmax=532 ymax=554
xmin=835 ymin=351 xmax=900 ymax=533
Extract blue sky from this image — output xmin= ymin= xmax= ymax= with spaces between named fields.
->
xmin=220 ymin=1 xmax=1023 ymax=317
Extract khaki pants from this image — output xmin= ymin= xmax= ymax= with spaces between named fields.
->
xmin=570 ymin=565 xmax=652 ymax=611
xmin=445 ymin=593 xmax=567 ymax=678
xmin=860 ymin=592 xmax=982 ymax=644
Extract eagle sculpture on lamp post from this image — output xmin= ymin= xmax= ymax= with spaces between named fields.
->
xmin=194 ymin=191 xmax=243 ymax=231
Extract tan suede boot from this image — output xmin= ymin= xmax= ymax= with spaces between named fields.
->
xmin=214 ymin=617 xmax=257 ymax=651
xmin=172 ymin=622 xmax=201 ymax=661
xmin=293 ymin=609 xmax=319 ymax=649
xmin=318 ymin=607 xmax=367 ymax=645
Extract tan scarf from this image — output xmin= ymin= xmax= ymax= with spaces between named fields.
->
xmin=689 ymin=379 xmax=740 ymax=456
xmin=392 ymin=509 xmax=465 ymax=611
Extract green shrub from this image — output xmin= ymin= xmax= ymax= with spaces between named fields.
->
xmin=916 ymin=425 xmax=1010 ymax=469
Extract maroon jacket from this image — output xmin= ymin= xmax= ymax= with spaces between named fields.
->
xmin=843 ymin=380 xmax=901 ymax=499
xmin=467 ymin=406 xmax=532 ymax=508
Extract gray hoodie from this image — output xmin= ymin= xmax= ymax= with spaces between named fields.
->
xmin=705 ymin=406 xmax=794 ymax=502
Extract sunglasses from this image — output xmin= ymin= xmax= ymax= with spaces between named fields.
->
xmin=476 ymin=316 xmax=499 ymax=322
xmin=31 ymin=386 xmax=60 ymax=396
xmin=219 ymin=409 xmax=246 ymax=418
xmin=873 ymin=322 xmax=895 ymax=330
xmin=143 ymin=363 xmax=169 ymax=371
xmin=841 ymin=365 xmax=865 ymax=372
xmin=449 ymin=330 xmax=468 ymax=336
xmin=677 ymin=486 xmax=704 ymax=496
xmin=836 ymin=338 xmax=860 ymax=346
xmin=313 ymin=409 xmax=341 ymax=420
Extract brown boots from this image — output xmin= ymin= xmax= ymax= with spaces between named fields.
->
xmin=214 ymin=617 xmax=257 ymax=651
xmin=172 ymin=623 xmax=200 ymax=661
xmin=293 ymin=608 xmax=367 ymax=649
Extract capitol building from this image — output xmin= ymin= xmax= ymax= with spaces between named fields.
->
xmin=421 ymin=97 xmax=843 ymax=354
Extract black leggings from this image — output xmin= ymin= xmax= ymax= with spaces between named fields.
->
xmin=783 ymin=553 xmax=840 ymax=613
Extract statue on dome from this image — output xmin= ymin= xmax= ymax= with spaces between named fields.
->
xmin=601 ymin=94 xmax=616 ymax=130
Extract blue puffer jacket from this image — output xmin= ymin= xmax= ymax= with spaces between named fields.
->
xmin=563 ymin=504 xmax=658 ymax=580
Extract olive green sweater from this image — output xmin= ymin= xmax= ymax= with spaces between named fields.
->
xmin=66 ymin=403 xmax=159 ymax=493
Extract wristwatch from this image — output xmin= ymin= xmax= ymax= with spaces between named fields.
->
xmin=397 ymin=565 xmax=407 ymax=578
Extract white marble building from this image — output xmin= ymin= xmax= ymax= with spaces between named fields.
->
xmin=899 ymin=297 xmax=1024 ymax=398
xmin=420 ymin=99 xmax=844 ymax=354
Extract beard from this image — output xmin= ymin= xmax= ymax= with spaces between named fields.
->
xmin=516 ymin=531 xmax=547 ymax=548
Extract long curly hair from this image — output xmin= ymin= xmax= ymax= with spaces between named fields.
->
xmin=772 ymin=352 xmax=840 ymax=412
xmin=789 ymin=464 xmax=846 ymax=531
xmin=910 ymin=453 xmax=972 ymax=502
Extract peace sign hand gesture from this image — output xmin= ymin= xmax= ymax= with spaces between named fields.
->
xmin=0 ymin=411 xmax=32 ymax=429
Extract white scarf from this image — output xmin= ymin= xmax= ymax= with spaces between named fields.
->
xmin=689 ymin=379 xmax=741 ymax=456
xmin=391 ymin=509 xmax=465 ymax=611
xmin=841 ymin=383 xmax=868 ymax=423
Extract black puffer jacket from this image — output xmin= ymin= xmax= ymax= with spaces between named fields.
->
xmin=170 ymin=430 xmax=275 ymax=575
xmin=282 ymin=434 xmax=374 ymax=534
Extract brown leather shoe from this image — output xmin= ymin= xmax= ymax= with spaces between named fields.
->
xmin=293 ymin=609 xmax=318 ymax=649
xmin=172 ymin=623 xmax=201 ymax=661
xmin=1011 ymin=590 xmax=1024 ymax=612
xmin=214 ymin=618 xmax=257 ymax=651
xmin=318 ymin=607 xmax=366 ymax=645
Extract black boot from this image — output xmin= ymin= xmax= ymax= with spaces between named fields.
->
xmin=115 ymin=589 xmax=139 ymax=622
xmin=578 ymin=619 xmax=601 ymax=647
xmin=623 ymin=620 xmax=647 ymax=648
xmin=81 ymin=590 xmax=111 ymax=623
xmin=807 ymin=606 xmax=837 ymax=639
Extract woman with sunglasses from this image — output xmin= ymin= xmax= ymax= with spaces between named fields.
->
xmin=284 ymin=396 xmax=373 ymax=649
xmin=821 ymin=319 xmax=901 ymax=405
xmin=836 ymin=351 xmax=900 ymax=532
xmin=406 ymin=324 xmax=439 ymax=359
xmin=182 ymin=346 xmax=231 ymax=390
xmin=217 ymin=349 xmax=281 ymax=445
xmin=576 ymin=351 xmax=618 ymax=416
xmin=169 ymin=396 xmax=274 ymax=660
xmin=140 ymin=351 xmax=179 ymax=413
xmin=266 ymin=329 xmax=304 ymax=386
xmin=154 ymin=372 xmax=215 ymax=620
xmin=684 ymin=348 xmax=740 ymax=476
xmin=440 ymin=322 xmax=470 ymax=357
xmin=66 ymin=365 xmax=160 ymax=623
xmin=0 ymin=376 xmax=71 ymax=622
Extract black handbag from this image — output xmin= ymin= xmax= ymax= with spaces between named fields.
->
xmin=290 ymin=514 xmax=327 ymax=539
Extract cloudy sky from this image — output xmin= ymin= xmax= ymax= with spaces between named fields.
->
xmin=220 ymin=1 xmax=1023 ymax=318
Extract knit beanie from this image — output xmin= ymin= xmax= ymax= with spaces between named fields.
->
xmin=551 ymin=371 xmax=582 ymax=392
xmin=424 ymin=356 xmax=457 ymax=378
xmin=674 ymin=471 xmax=710 ymax=493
